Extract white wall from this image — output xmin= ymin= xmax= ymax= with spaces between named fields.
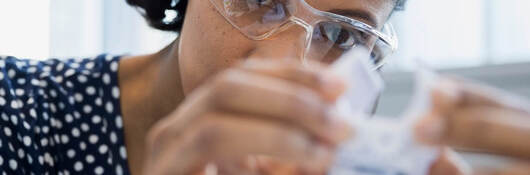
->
xmin=0 ymin=1 xmax=50 ymax=59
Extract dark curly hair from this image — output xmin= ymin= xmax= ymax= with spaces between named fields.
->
xmin=126 ymin=0 xmax=406 ymax=32
xmin=126 ymin=0 xmax=188 ymax=31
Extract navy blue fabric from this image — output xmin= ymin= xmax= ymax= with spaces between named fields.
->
xmin=0 ymin=55 xmax=130 ymax=175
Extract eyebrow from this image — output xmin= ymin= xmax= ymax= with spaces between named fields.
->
xmin=328 ymin=9 xmax=379 ymax=28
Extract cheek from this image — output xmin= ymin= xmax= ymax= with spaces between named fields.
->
xmin=178 ymin=0 xmax=255 ymax=94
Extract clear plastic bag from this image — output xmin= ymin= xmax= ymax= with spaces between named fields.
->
xmin=329 ymin=48 xmax=440 ymax=175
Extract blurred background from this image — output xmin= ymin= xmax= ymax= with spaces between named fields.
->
xmin=1 ymin=0 xmax=530 ymax=114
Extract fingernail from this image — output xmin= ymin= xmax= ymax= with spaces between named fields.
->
xmin=416 ymin=116 xmax=446 ymax=144
xmin=325 ymin=111 xmax=354 ymax=145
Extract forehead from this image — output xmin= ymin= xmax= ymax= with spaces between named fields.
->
xmin=305 ymin=0 xmax=395 ymax=28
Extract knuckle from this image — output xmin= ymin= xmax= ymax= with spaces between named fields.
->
xmin=287 ymin=89 xmax=326 ymax=119
xmin=193 ymin=120 xmax=223 ymax=153
xmin=208 ymin=70 xmax=241 ymax=102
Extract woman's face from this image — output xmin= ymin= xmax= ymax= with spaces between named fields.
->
xmin=178 ymin=0 xmax=396 ymax=94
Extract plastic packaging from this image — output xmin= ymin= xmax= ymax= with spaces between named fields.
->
xmin=328 ymin=48 xmax=440 ymax=175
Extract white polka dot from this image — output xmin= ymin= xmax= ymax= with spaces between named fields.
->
xmin=71 ymin=128 xmax=80 ymax=137
xmin=58 ymin=102 xmax=65 ymax=109
xmin=17 ymin=78 xmax=25 ymax=85
xmin=10 ymin=100 xmax=19 ymax=109
xmin=49 ymin=89 xmax=58 ymax=98
xmin=43 ymin=66 xmax=51 ymax=72
xmin=4 ymin=127 xmax=12 ymax=137
xmin=27 ymin=154 xmax=33 ymax=164
xmin=74 ymin=111 xmax=81 ymax=119
xmin=105 ymin=102 xmax=114 ymax=113
xmin=38 ymin=155 xmax=44 ymax=165
xmin=0 ymin=156 xmax=3 ymax=166
xmin=120 ymin=146 xmax=127 ymax=159
xmin=54 ymin=134 xmax=60 ymax=143
xmin=95 ymin=98 xmax=102 ymax=106
xmin=80 ymin=142 xmax=87 ymax=150
xmin=77 ymin=75 xmax=88 ymax=83
xmin=0 ymin=97 xmax=5 ymax=106
xmin=99 ymin=144 xmax=108 ymax=154
xmin=65 ymin=69 xmax=75 ymax=77
xmin=91 ymin=115 xmax=101 ymax=124
xmin=115 ymin=116 xmax=123 ymax=129
xmin=18 ymin=148 xmax=25 ymax=158
xmin=116 ymin=165 xmax=123 ymax=175
xmin=106 ymin=55 xmax=113 ymax=61
xmin=1 ymin=113 xmax=7 ymax=121
xmin=85 ymin=62 xmax=95 ymax=69
xmin=112 ymin=86 xmax=120 ymax=99
xmin=65 ymin=114 xmax=73 ymax=123
xmin=29 ymin=109 xmax=37 ymax=118
xmin=81 ymin=123 xmax=90 ymax=132
xmin=83 ymin=105 xmax=92 ymax=114
xmin=23 ymin=136 xmax=31 ymax=146
xmin=89 ymin=134 xmax=99 ymax=144
xmin=85 ymin=155 xmax=94 ymax=163
xmin=27 ymin=66 xmax=37 ymax=73
xmin=74 ymin=161 xmax=83 ymax=171
xmin=23 ymin=121 xmax=30 ymax=130
xmin=42 ymin=126 xmax=50 ymax=134
xmin=61 ymin=134 xmax=69 ymax=144
xmin=44 ymin=152 xmax=54 ymax=167
xmin=8 ymin=69 xmax=16 ymax=78
xmin=74 ymin=93 xmax=83 ymax=102
xmin=86 ymin=86 xmax=96 ymax=95
xmin=71 ymin=62 xmax=80 ymax=69
xmin=110 ymin=61 xmax=118 ymax=72
xmin=0 ymin=72 xmax=3 ymax=80
xmin=67 ymin=149 xmax=76 ymax=158
xmin=10 ymin=115 xmax=17 ymax=125
xmin=9 ymin=159 xmax=17 ymax=170
xmin=103 ymin=73 xmax=111 ymax=85
xmin=66 ymin=81 xmax=74 ymax=88
xmin=95 ymin=166 xmax=104 ymax=174
xmin=30 ymin=79 xmax=39 ymax=86
xmin=110 ymin=132 xmax=117 ymax=144
xmin=56 ymin=62 xmax=64 ymax=72
xmin=40 ymin=138 xmax=48 ymax=146
xmin=15 ymin=89 xmax=24 ymax=96
xmin=54 ymin=76 xmax=63 ymax=83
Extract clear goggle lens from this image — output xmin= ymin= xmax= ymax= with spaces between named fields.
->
xmin=213 ymin=0 xmax=397 ymax=68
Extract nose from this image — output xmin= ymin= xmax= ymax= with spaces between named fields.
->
xmin=246 ymin=23 xmax=310 ymax=63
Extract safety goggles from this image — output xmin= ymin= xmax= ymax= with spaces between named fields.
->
xmin=209 ymin=0 xmax=398 ymax=69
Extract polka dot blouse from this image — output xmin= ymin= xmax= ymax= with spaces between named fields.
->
xmin=0 ymin=55 xmax=130 ymax=175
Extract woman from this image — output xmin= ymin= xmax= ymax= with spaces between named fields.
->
xmin=0 ymin=0 xmax=529 ymax=174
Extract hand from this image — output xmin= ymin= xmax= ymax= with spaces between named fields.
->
xmin=141 ymin=59 xmax=351 ymax=175
xmin=416 ymin=78 xmax=530 ymax=175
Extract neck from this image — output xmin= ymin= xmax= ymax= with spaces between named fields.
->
xmin=119 ymin=38 xmax=185 ymax=175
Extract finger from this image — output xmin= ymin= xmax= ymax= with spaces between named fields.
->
xmin=429 ymin=148 xmax=470 ymax=175
xmin=417 ymin=106 xmax=530 ymax=158
xmin=430 ymin=78 xmax=462 ymax=115
xmin=450 ymin=77 xmax=530 ymax=113
xmin=240 ymin=59 xmax=346 ymax=102
xmin=147 ymin=112 xmax=336 ymax=175
xmin=208 ymin=69 xmax=352 ymax=145
xmin=474 ymin=162 xmax=530 ymax=175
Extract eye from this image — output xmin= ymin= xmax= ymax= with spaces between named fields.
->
xmin=318 ymin=22 xmax=367 ymax=50
xmin=255 ymin=0 xmax=273 ymax=7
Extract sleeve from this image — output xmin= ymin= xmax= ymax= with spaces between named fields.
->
xmin=0 ymin=55 xmax=130 ymax=175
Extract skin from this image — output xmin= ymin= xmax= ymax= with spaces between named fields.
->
xmin=115 ymin=0 xmax=530 ymax=174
